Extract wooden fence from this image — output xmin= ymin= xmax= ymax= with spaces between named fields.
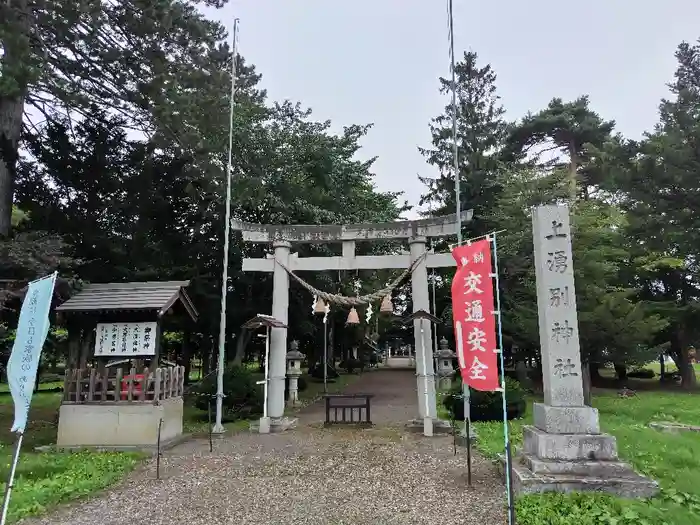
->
xmin=62 ymin=366 xmax=185 ymax=404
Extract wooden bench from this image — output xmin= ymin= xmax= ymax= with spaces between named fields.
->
xmin=322 ymin=393 xmax=374 ymax=427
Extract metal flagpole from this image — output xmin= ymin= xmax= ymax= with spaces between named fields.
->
xmin=431 ymin=271 xmax=438 ymax=373
xmin=0 ymin=433 xmax=24 ymax=525
xmin=428 ymin=197 xmax=439 ymax=370
xmin=447 ymin=0 xmax=460 ymax=248
xmin=491 ymin=233 xmax=515 ymax=525
xmin=213 ymin=17 xmax=240 ymax=434
xmin=447 ymin=0 xmax=472 ymax=470
xmin=420 ymin=319 xmax=433 ymax=436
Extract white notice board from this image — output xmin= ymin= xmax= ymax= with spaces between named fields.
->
xmin=94 ymin=321 xmax=157 ymax=356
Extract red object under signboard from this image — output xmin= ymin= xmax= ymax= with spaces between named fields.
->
xmin=451 ymin=239 xmax=500 ymax=391
xmin=120 ymin=374 xmax=145 ymax=400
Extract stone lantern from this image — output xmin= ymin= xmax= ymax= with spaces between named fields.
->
xmin=286 ymin=340 xmax=305 ymax=406
xmin=436 ymin=337 xmax=456 ymax=391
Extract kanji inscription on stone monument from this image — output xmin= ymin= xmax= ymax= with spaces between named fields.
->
xmin=549 ymin=286 xmax=570 ymax=307
xmin=532 ymin=204 xmax=584 ymax=407
xmin=553 ymin=358 xmax=579 ymax=378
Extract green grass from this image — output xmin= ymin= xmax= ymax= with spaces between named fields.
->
xmin=470 ymin=391 xmax=700 ymax=525
xmin=644 ymin=361 xmax=700 ymax=375
xmin=0 ymin=393 xmax=143 ymax=524
xmin=181 ymin=402 xmax=253 ymax=434
xmin=0 ymin=381 xmax=63 ymax=393
xmin=0 ymin=447 xmax=142 ymax=523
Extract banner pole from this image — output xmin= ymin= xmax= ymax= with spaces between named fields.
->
xmin=263 ymin=327 xmax=270 ymax=418
xmin=323 ymin=318 xmax=328 ymax=394
xmin=0 ymin=432 xmax=24 ymax=525
xmin=491 ymin=233 xmax=515 ymax=525
xmin=463 ymin=243 xmax=472 ymax=488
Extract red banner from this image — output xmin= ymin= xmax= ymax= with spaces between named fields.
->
xmin=451 ymin=239 xmax=500 ymax=391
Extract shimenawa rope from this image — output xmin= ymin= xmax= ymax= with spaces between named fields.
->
xmin=274 ymin=251 xmax=428 ymax=306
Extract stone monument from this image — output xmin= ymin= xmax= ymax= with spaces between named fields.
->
xmin=506 ymin=204 xmax=658 ymax=497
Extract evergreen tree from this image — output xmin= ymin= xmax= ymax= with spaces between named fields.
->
xmin=612 ymin=39 xmax=700 ymax=388
xmin=419 ymin=51 xmax=508 ymax=237
xmin=504 ymin=96 xmax=616 ymax=199
xmin=0 ymin=0 xmax=236 ymax=236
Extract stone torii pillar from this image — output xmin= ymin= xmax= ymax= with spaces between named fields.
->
xmin=269 ymin=240 xmax=291 ymax=422
xmin=409 ymin=235 xmax=437 ymax=422
xmin=232 ymin=211 xmax=472 ymax=432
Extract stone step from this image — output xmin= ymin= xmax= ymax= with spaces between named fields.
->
xmin=522 ymin=424 xmax=618 ymax=461
xmin=519 ymin=453 xmax=635 ymax=478
xmin=405 ymin=418 xmax=453 ymax=435
xmin=385 ymin=357 xmax=415 ymax=368
xmin=498 ymin=453 xmax=659 ymax=499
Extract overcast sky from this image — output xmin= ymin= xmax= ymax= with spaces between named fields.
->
xmin=204 ymin=1 xmax=700 ymax=219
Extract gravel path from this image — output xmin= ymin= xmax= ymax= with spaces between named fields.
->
xmin=21 ymin=371 xmax=506 ymax=525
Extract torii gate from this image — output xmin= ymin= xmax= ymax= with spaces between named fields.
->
xmin=233 ymin=210 xmax=472 ymax=432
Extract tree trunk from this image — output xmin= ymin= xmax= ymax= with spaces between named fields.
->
xmin=670 ymin=328 xmax=696 ymax=389
xmin=582 ymin=361 xmax=592 ymax=406
xmin=0 ymin=95 xmax=26 ymax=237
xmin=78 ymin=329 xmax=93 ymax=369
xmin=67 ymin=335 xmax=80 ymax=369
xmin=678 ymin=346 xmax=697 ymax=390
xmin=201 ymin=338 xmax=212 ymax=376
xmin=613 ymin=363 xmax=628 ymax=385
xmin=568 ymin=141 xmax=579 ymax=202
xmin=0 ymin=0 xmax=30 ymax=237
xmin=33 ymin=360 xmax=42 ymax=393
xmin=659 ymin=354 xmax=665 ymax=378
xmin=590 ymin=362 xmax=603 ymax=383
xmin=231 ymin=329 xmax=251 ymax=365
xmin=180 ymin=332 xmax=192 ymax=384
xmin=515 ymin=359 xmax=532 ymax=391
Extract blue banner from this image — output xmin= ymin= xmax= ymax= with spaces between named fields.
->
xmin=7 ymin=273 xmax=57 ymax=433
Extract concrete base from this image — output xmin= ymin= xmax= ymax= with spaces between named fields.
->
xmin=533 ymin=403 xmax=600 ymax=434
xmin=423 ymin=417 xmax=433 ymax=437
xmin=455 ymin=426 xmax=479 ymax=447
xmin=501 ymin=423 xmax=659 ymax=498
xmin=523 ymin=425 xmax=617 ymax=461
xmin=257 ymin=416 xmax=271 ymax=434
xmin=36 ymin=433 xmax=191 ymax=455
xmin=405 ymin=418 xmax=452 ymax=435
xmin=249 ymin=416 xmax=298 ymax=434
xmin=57 ymin=398 xmax=184 ymax=448
xmin=500 ymin=452 xmax=659 ymax=498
